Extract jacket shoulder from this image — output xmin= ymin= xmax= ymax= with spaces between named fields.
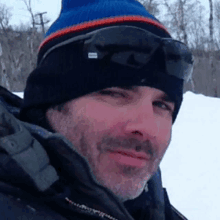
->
xmin=171 ymin=205 xmax=188 ymax=220
xmin=164 ymin=189 xmax=188 ymax=220
xmin=0 ymin=191 xmax=67 ymax=220
xmin=0 ymin=86 xmax=59 ymax=194
xmin=0 ymin=86 xmax=22 ymax=118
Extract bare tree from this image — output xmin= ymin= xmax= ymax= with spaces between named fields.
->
xmin=214 ymin=0 xmax=220 ymax=49
xmin=20 ymin=0 xmax=42 ymax=71
xmin=162 ymin=0 xmax=220 ymax=97
xmin=163 ymin=0 xmax=192 ymax=45
xmin=20 ymin=0 xmax=36 ymax=29
xmin=187 ymin=3 xmax=207 ymax=51
xmin=163 ymin=0 xmax=198 ymax=91
xmin=0 ymin=2 xmax=43 ymax=91
xmin=209 ymin=0 xmax=214 ymax=51
xmin=0 ymin=3 xmax=13 ymax=90
xmin=174 ymin=0 xmax=188 ymax=45
xmin=0 ymin=42 xmax=10 ymax=90
xmin=138 ymin=0 xmax=160 ymax=16
xmin=208 ymin=0 xmax=218 ymax=96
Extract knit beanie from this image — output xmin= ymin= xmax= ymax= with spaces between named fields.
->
xmin=20 ymin=0 xmax=184 ymax=125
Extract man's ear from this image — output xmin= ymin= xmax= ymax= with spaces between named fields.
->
xmin=46 ymin=106 xmax=70 ymax=136
xmin=46 ymin=108 xmax=62 ymax=132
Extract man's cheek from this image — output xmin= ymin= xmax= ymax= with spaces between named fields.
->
xmin=157 ymin=145 xmax=169 ymax=165
xmin=158 ymin=126 xmax=172 ymax=148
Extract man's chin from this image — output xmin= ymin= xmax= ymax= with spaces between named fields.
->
xmin=96 ymin=170 xmax=149 ymax=202
xmin=118 ymin=164 xmax=150 ymax=177
xmin=107 ymin=178 xmax=147 ymax=202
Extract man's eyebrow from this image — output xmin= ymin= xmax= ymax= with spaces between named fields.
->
xmin=108 ymin=86 xmax=175 ymax=103
xmin=160 ymin=93 xmax=175 ymax=103
xmin=117 ymin=86 xmax=139 ymax=92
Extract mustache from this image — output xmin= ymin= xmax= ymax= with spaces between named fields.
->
xmin=97 ymin=136 xmax=155 ymax=158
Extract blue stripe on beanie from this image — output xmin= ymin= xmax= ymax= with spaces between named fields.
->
xmin=39 ymin=0 xmax=171 ymax=59
xmin=45 ymin=0 xmax=165 ymax=38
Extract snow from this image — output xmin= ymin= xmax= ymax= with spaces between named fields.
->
xmin=161 ymin=91 xmax=220 ymax=220
xmin=12 ymin=91 xmax=220 ymax=219
xmin=13 ymin=92 xmax=24 ymax=99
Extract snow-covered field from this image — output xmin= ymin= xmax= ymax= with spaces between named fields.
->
xmin=161 ymin=91 xmax=220 ymax=220
xmin=13 ymin=92 xmax=24 ymax=99
xmin=14 ymin=91 xmax=220 ymax=219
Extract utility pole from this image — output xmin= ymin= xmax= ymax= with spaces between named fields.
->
xmin=35 ymin=12 xmax=50 ymax=35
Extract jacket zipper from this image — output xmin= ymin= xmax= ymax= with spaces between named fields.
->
xmin=65 ymin=197 xmax=119 ymax=220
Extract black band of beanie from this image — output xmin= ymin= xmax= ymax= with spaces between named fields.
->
xmin=20 ymin=41 xmax=183 ymax=124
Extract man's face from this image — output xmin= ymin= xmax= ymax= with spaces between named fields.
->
xmin=47 ymin=86 xmax=174 ymax=201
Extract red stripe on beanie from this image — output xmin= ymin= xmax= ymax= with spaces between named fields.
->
xmin=39 ymin=16 xmax=169 ymax=51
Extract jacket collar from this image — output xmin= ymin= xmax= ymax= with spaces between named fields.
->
xmin=24 ymin=123 xmax=134 ymax=220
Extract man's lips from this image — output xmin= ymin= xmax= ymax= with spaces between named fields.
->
xmin=111 ymin=150 xmax=150 ymax=159
xmin=107 ymin=149 xmax=150 ymax=168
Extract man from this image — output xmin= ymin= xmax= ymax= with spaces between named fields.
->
xmin=0 ymin=0 xmax=193 ymax=219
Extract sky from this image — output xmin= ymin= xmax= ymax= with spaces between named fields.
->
xmin=1 ymin=0 xmax=61 ymax=27
xmin=1 ymin=0 xmax=210 ymax=28
xmin=14 ymin=90 xmax=220 ymax=220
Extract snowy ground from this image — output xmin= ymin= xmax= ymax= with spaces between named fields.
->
xmin=14 ymin=91 xmax=219 ymax=219
xmin=161 ymin=91 xmax=220 ymax=220
xmin=13 ymin=92 xmax=24 ymax=99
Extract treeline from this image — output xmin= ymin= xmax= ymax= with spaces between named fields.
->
xmin=0 ymin=0 xmax=220 ymax=97
xmin=0 ymin=27 xmax=42 ymax=91
xmin=142 ymin=0 xmax=220 ymax=97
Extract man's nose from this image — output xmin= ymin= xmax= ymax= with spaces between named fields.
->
xmin=123 ymin=103 xmax=159 ymax=141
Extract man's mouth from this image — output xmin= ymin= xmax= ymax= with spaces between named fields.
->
xmin=107 ymin=149 xmax=150 ymax=168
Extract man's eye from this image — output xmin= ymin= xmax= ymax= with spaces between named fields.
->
xmin=153 ymin=101 xmax=173 ymax=112
xmin=99 ymin=90 xmax=126 ymax=98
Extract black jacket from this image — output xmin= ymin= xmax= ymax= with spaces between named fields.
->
xmin=0 ymin=86 xmax=187 ymax=220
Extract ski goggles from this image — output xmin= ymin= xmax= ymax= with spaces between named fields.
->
xmin=40 ymin=25 xmax=194 ymax=81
